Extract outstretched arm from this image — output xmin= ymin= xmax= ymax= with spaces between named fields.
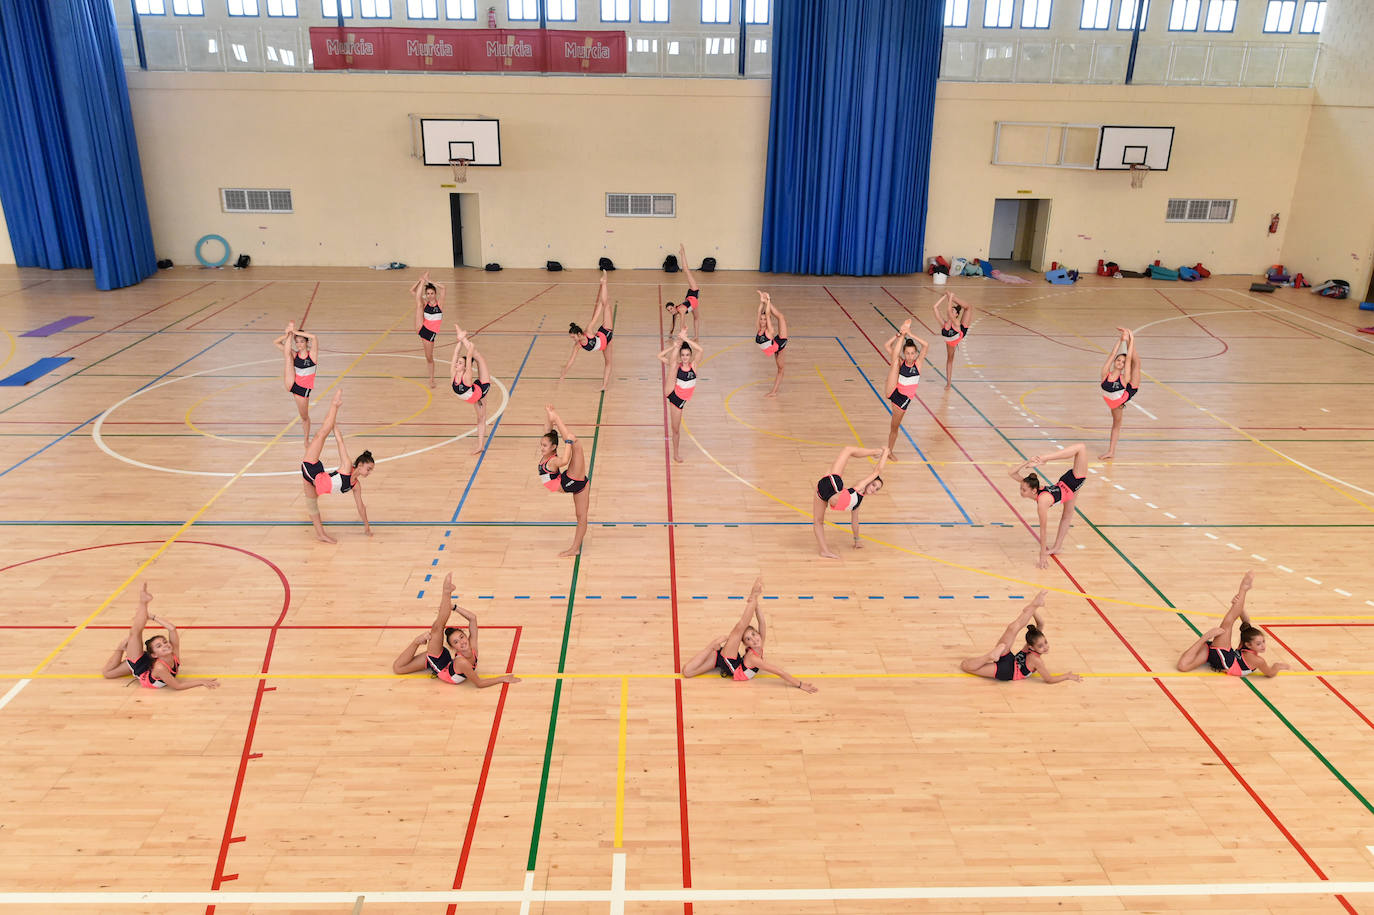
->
xmin=451 ymin=604 xmax=480 ymax=657
xmin=351 ymin=486 xmax=372 ymax=537
xmin=854 ymin=448 xmax=891 ymax=490
xmin=147 ymin=610 xmax=181 ymax=656
xmin=830 ymin=446 xmax=884 ymax=476
xmin=449 ymin=655 xmax=519 ymax=689
xmin=1101 ymin=328 xmax=1128 ymax=377
xmin=1028 ymin=653 xmax=1082 ymax=684
xmin=1007 ymin=454 xmax=1039 ymax=482
xmin=656 ymin=338 xmax=680 ymax=364
xmin=753 ymin=658 xmax=817 ymax=693
xmin=151 ymin=666 xmax=220 ymax=690
xmin=680 ymin=331 xmax=705 ymax=364
xmin=949 ymin=294 xmax=974 ymax=322
xmin=911 ymin=335 xmax=931 ymax=372
xmin=932 ymin=293 xmax=950 ymax=324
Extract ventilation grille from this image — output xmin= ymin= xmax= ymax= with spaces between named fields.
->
xmin=222 ymin=188 xmax=293 ymax=213
xmin=1166 ymin=198 xmax=1234 ymax=223
xmin=606 ymin=193 xmax=675 ymax=218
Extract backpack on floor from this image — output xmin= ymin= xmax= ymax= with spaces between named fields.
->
xmin=663 ymin=254 xmax=679 ymax=273
xmin=484 ymin=262 xmax=502 ymax=271
xmin=546 ymin=261 xmax=563 ymax=272
xmin=598 ymin=257 xmax=616 ymax=271
xmin=700 ymin=257 xmax=717 ymax=272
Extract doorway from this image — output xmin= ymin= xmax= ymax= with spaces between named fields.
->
xmin=448 ymin=193 xmax=481 ymax=268
xmin=989 ymin=198 xmax=1051 ymax=271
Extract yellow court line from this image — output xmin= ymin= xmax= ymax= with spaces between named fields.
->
xmin=0 ymin=325 xmax=15 ymax=373
xmin=678 ymin=419 xmax=1374 ymax=620
xmin=183 ymin=372 xmax=434 ymax=444
xmin=815 ymin=365 xmax=866 ymax=447
xmin=14 ymin=669 xmax=1374 ymax=681
xmin=26 ymin=311 xmax=412 ymax=677
xmin=722 ymin=380 xmax=846 ymax=448
xmin=614 ymin=676 xmax=628 ymax=848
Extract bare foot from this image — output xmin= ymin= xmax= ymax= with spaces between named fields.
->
xmin=673 ymin=453 xmax=685 ymax=463
xmin=818 ymin=550 xmax=839 ymax=560
xmin=1098 ymin=451 xmax=1115 ymax=461
xmin=764 ymin=391 xmax=777 ymax=399
xmin=944 ymin=381 xmax=952 ymax=390
xmin=558 ymin=546 xmax=581 ymax=558
xmin=471 ymin=444 xmax=484 ymax=455
xmin=316 ymin=532 xmax=337 ymax=544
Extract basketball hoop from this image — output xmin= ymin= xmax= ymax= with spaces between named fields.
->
xmin=1129 ymin=163 xmax=1150 ymax=189
xmin=449 ymin=158 xmax=470 ymax=183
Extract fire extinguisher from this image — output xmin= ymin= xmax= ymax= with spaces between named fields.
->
xmin=487 ymin=6 xmax=497 ymax=27
xmin=1269 ymin=213 xmax=1280 ymax=234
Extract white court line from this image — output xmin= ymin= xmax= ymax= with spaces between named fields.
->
xmin=1252 ymin=554 xmax=1267 ymax=561
xmin=610 ymin=853 xmax=627 ymax=915
xmin=0 ymin=679 xmax=30 ymax=711
xmin=91 ymin=355 xmax=508 ymax=478
xmin=1336 ymin=589 xmax=1352 ymax=597
xmin=1130 ymin=401 xmax=1157 ymax=420
xmin=517 ymin=871 xmax=534 ymax=915
xmin=1278 ymin=565 xmax=1294 ymax=573
xmin=1306 ymin=577 xmax=1324 ymax=585
xmin=2 ymin=882 xmax=1374 ymax=904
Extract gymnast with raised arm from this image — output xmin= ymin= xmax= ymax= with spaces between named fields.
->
xmin=1098 ymin=327 xmax=1142 ymax=461
xmin=1176 ymin=571 xmax=1289 ymax=677
xmin=933 ymin=293 xmax=973 ymax=389
xmin=812 ymin=446 xmax=890 ymax=559
xmin=754 ymin=290 xmax=788 ymax=398
xmin=538 ymin=405 xmax=591 ymax=557
xmin=658 ymin=328 xmax=705 ymax=464
xmin=665 ymin=244 xmax=702 ymax=340
xmin=273 ymin=321 xmax=318 ymax=443
xmin=411 ymin=271 xmax=445 ymax=388
xmin=681 ymin=576 xmax=818 ymax=692
xmin=100 ymin=583 xmax=219 ymax=691
xmin=450 ymin=327 xmax=493 ymax=455
xmin=882 ymin=319 xmax=929 ymax=457
xmin=1008 ymin=443 xmax=1089 ymax=569
xmin=299 ymin=390 xmax=375 ymax=543
xmin=391 ymin=572 xmax=521 ymax=688
xmin=959 ymin=591 xmax=1082 ymax=684
xmin=560 ymin=271 xmax=614 ymax=391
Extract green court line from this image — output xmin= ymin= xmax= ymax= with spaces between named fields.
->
xmin=525 ymin=315 xmax=613 ymax=874
xmin=0 ymin=297 xmax=226 ymax=416
xmin=872 ymin=306 xmax=1374 ymax=818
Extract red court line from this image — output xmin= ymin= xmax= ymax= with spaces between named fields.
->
xmin=825 ymin=286 xmax=1355 ymax=907
xmin=0 ymin=279 xmax=52 ymax=298
xmin=1155 ymin=289 xmax=1230 ymax=357
xmin=659 ymin=286 xmax=693 ymax=915
xmin=474 ymin=283 xmax=559 ymax=334
xmin=54 ymin=282 xmax=215 ymax=355
xmin=297 ymin=281 xmax=320 ymax=329
xmin=185 ymin=282 xmax=274 ymax=331
xmin=447 ymin=626 xmax=523 ymax=912
xmin=879 ymin=286 xmax=939 ymax=335
xmin=1261 ymin=626 xmax=1374 ymax=734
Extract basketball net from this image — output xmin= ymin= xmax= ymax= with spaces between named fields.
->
xmin=1129 ymin=164 xmax=1150 ymax=189
xmin=449 ymin=158 xmax=470 ymax=183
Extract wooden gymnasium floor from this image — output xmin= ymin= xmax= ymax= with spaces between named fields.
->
xmin=1 ymin=264 xmax=1374 ymax=914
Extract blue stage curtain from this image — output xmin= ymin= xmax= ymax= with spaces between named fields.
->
xmin=760 ymin=0 xmax=942 ymax=276
xmin=0 ymin=0 xmax=156 ymax=289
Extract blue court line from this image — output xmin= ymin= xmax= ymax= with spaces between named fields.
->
xmin=0 ymin=334 xmax=233 ymax=480
xmin=416 ymin=333 xmax=538 ymax=600
xmin=831 ymin=336 xmax=973 ymax=524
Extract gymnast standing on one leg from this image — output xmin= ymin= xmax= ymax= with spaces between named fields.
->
xmin=538 ymin=405 xmax=591 ymax=558
xmin=299 ymin=390 xmax=375 ymax=544
xmin=100 ymin=583 xmax=219 ymax=690
xmin=681 ymin=576 xmax=818 ymax=692
xmin=450 ymin=328 xmax=492 ymax=455
xmin=959 ymin=591 xmax=1081 ymax=684
xmin=882 ymin=319 xmax=929 ymax=457
xmin=391 ymin=572 xmax=521 ymax=687
xmin=273 ymin=322 xmax=318 ymax=443
xmin=754 ymin=290 xmax=788 ymax=398
xmin=1176 ymin=571 xmax=1288 ymax=677
xmin=658 ymin=328 xmax=705 ymax=464
xmin=665 ymin=244 xmax=702 ymax=340
xmin=932 ymin=293 xmax=973 ymax=389
xmin=812 ymin=446 xmax=890 ymax=559
xmin=411 ymin=271 xmax=445 ymax=388
xmin=1008 ymin=443 xmax=1089 ymax=569
xmin=559 ymin=271 xmax=614 ymax=391
xmin=1098 ymin=327 xmax=1142 ymax=461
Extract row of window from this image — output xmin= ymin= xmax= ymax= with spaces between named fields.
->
xmin=945 ymin=0 xmax=1325 ymax=33
xmin=134 ymin=0 xmax=767 ymax=23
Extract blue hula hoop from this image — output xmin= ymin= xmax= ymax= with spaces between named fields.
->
xmin=195 ymin=234 xmax=231 ymax=267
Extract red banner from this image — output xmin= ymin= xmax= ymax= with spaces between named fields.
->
xmin=309 ymin=28 xmax=625 ymax=73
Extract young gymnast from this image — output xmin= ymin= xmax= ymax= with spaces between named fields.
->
xmin=1008 ymin=444 xmax=1089 ymax=569
xmin=933 ymin=293 xmax=973 ymax=389
xmin=664 ymin=244 xmax=702 ymax=339
xmin=882 ymin=319 xmax=930 ymax=457
xmin=100 ymin=583 xmax=219 ymax=691
xmin=754 ymin=290 xmax=788 ymax=398
xmin=812 ymin=446 xmax=890 ymax=559
xmin=559 ymin=271 xmax=614 ymax=391
xmin=411 ymin=271 xmax=445 ymax=388
xmin=658 ymin=328 xmax=705 ymax=464
xmin=391 ymin=572 xmax=521 ymax=688
xmin=1176 ymin=571 xmax=1288 ymax=677
xmin=1098 ymin=327 xmax=1142 ymax=461
xmin=681 ymin=576 xmax=818 ymax=692
xmin=273 ymin=321 xmax=318 ymax=443
xmin=959 ymin=590 xmax=1082 ymax=684
xmin=450 ymin=327 xmax=492 ymax=455
xmin=538 ymin=405 xmax=591 ymax=557
xmin=299 ymin=390 xmax=375 ymax=543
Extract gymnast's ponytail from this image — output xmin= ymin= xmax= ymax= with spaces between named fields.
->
xmin=1025 ymin=623 xmax=1045 ymax=649
xmin=354 ymin=450 xmax=375 ymax=468
xmin=569 ymin=322 xmax=584 ymax=336
xmin=1022 ymin=472 xmax=1041 ymax=490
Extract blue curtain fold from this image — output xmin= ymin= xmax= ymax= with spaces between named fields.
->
xmin=0 ymin=0 xmax=156 ymax=289
xmin=760 ymin=0 xmax=942 ymax=276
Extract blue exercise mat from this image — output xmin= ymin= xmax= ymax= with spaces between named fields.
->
xmin=21 ymin=316 xmax=92 ymax=337
xmin=0 ymin=357 xmax=74 ymax=386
